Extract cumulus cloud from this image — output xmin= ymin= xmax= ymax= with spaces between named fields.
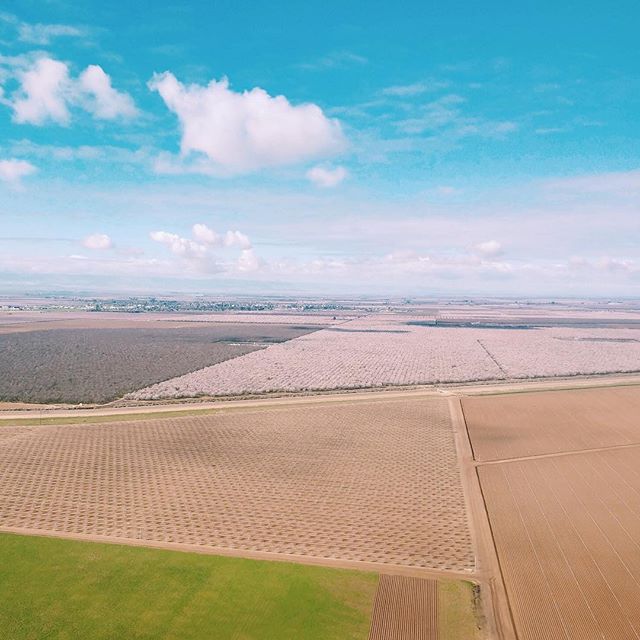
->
xmin=0 ymin=158 xmax=36 ymax=185
xmin=151 ymin=224 xmax=257 ymax=273
xmin=78 ymin=65 xmax=137 ymax=119
xmin=148 ymin=72 xmax=345 ymax=173
xmin=12 ymin=57 xmax=71 ymax=125
xmin=7 ymin=57 xmax=136 ymax=125
xmin=306 ymin=165 xmax=348 ymax=188
xmin=237 ymin=248 xmax=260 ymax=272
xmin=149 ymin=231 xmax=207 ymax=259
xmin=192 ymin=223 xmax=252 ymax=249
xmin=473 ymin=240 xmax=503 ymax=258
xmin=82 ymin=233 xmax=113 ymax=250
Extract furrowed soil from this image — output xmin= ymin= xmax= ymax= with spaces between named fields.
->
xmin=479 ymin=450 xmax=640 ymax=640
xmin=463 ymin=385 xmax=640 ymax=460
xmin=368 ymin=575 xmax=438 ymax=639
xmin=0 ymin=396 xmax=473 ymax=571
xmin=467 ymin=385 xmax=640 ymax=640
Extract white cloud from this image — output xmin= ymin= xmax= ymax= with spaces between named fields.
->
xmin=78 ymin=65 xmax=138 ymax=119
xmin=18 ymin=22 xmax=84 ymax=45
xmin=12 ymin=57 xmax=71 ymax=125
xmin=297 ymin=51 xmax=368 ymax=70
xmin=381 ymin=80 xmax=448 ymax=96
xmin=0 ymin=158 xmax=36 ymax=185
xmin=192 ymin=223 xmax=252 ymax=249
xmin=8 ymin=57 xmax=136 ymax=125
xmin=237 ymin=248 xmax=260 ymax=272
xmin=473 ymin=240 xmax=504 ymax=258
xmin=82 ymin=233 xmax=113 ymax=250
xmin=223 ymin=230 xmax=252 ymax=249
xmin=149 ymin=231 xmax=207 ymax=259
xmin=306 ymin=165 xmax=348 ymax=188
xmin=148 ymin=72 xmax=345 ymax=173
xmin=151 ymin=224 xmax=258 ymax=274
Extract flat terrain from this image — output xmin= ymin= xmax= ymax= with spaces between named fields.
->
xmin=0 ymin=323 xmax=318 ymax=404
xmin=0 ymin=396 xmax=473 ymax=570
xmin=368 ymin=576 xmax=481 ymax=640
xmin=468 ymin=385 xmax=640 ymax=640
xmin=463 ymin=385 xmax=640 ymax=461
xmin=368 ymin=575 xmax=437 ymax=639
xmin=131 ymin=316 xmax=640 ymax=400
xmin=480 ymin=450 xmax=640 ymax=640
xmin=0 ymin=532 xmax=377 ymax=640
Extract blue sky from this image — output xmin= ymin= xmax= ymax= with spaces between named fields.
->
xmin=1 ymin=0 xmax=639 ymax=296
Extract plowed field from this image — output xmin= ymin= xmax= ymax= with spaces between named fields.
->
xmin=368 ymin=575 xmax=437 ymax=639
xmin=480 ymin=450 xmax=640 ymax=640
xmin=464 ymin=385 xmax=640 ymax=461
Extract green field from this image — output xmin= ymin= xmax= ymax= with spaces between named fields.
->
xmin=0 ymin=534 xmax=377 ymax=640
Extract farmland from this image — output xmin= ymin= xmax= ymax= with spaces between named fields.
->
xmin=463 ymin=385 xmax=640 ymax=461
xmin=132 ymin=315 xmax=640 ymax=400
xmin=0 ymin=532 xmax=481 ymax=640
xmin=0 ymin=395 xmax=473 ymax=570
xmin=466 ymin=385 xmax=640 ymax=640
xmin=0 ymin=323 xmax=319 ymax=404
xmin=0 ymin=532 xmax=377 ymax=640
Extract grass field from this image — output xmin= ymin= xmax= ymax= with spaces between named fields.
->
xmin=0 ymin=533 xmax=377 ymax=640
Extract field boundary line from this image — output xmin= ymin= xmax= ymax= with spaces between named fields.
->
xmin=476 ymin=441 xmax=640 ymax=466
xmin=448 ymin=397 xmax=517 ymax=640
xmin=4 ymin=372 xmax=640 ymax=423
xmin=0 ymin=527 xmax=477 ymax=581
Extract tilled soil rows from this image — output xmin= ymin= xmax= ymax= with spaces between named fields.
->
xmin=0 ymin=397 xmax=473 ymax=570
xmin=368 ymin=575 xmax=438 ymax=640
xmin=464 ymin=385 xmax=640 ymax=461
xmin=480 ymin=448 xmax=640 ymax=640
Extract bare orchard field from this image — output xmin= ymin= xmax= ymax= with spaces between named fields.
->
xmin=479 ymin=450 xmax=640 ymax=640
xmin=0 ymin=324 xmax=319 ymax=404
xmin=0 ymin=396 xmax=474 ymax=571
xmin=463 ymin=385 xmax=640 ymax=461
xmin=131 ymin=316 xmax=640 ymax=400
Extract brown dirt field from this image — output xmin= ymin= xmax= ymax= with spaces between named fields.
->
xmin=368 ymin=575 xmax=438 ymax=639
xmin=479 ymin=448 xmax=640 ymax=640
xmin=463 ymin=385 xmax=640 ymax=461
xmin=0 ymin=396 xmax=473 ymax=571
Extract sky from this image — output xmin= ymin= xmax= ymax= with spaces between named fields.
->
xmin=0 ymin=0 xmax=639 ymax=297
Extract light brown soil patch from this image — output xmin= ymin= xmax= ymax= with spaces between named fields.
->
xmin=480 ymin=448 xmax=640 ymax=640
xmin=368 ymin=575 xmax=438 ymax=639
xmin=0 ymin=397 xmax=473 ymax=570
xmin=463 ymin=385 xmax=640 ymax=461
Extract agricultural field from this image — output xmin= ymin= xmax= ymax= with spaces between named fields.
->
xmin=463 ymin=385 xmax=640 ymax=461
xmin=0 ymin=533 xmax=481 ymax=640
xmin=0 ymin=396 xmax=473 ymax=570
xmin=0 ymin=323 xmax=319 ymax=404
xmin=131 ymin=315 xmax=640 ymax=400
xmin=466 ymin=385 xmax=640 ymax=640
xmin=0 ymin=532 xmax=377 ymax=640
